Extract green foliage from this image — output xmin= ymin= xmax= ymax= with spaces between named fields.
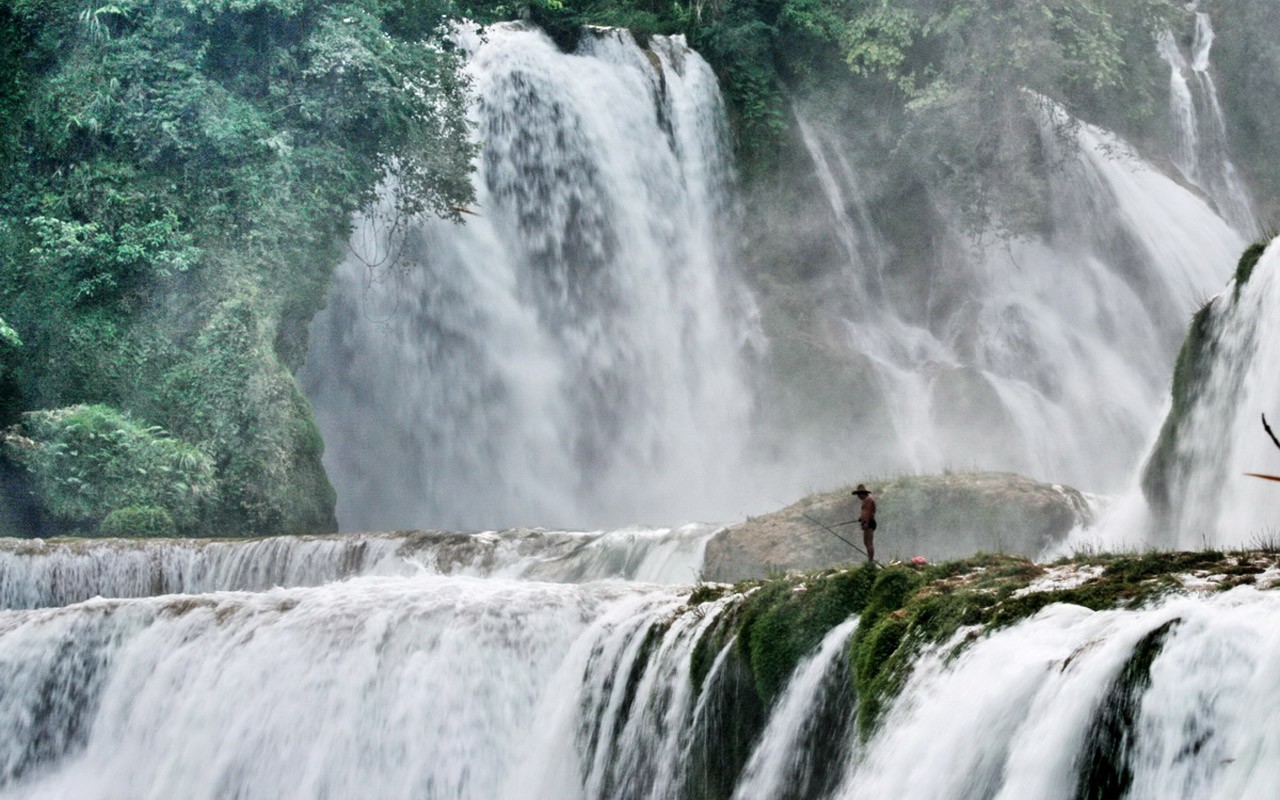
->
xmin=2 ymin=404 xmax=215 ymax=533
xmin=99 ymin=505 xmax=177 ymax=537
xmin=153 ymin=288 xmax=337 ymax=535
xmin=0 ymin=0 xmax=476 ymax=536
xmin=0 ymin=314 xmax=20 ymax=426
xmin=27 ymin=212 xmax=200 ymax=305
xmin=0 ymin=317 xmax=18 ymax=349
xmin=841 ymin=4 xmax=916 ymax=86
xmin=690 ymin=10 xmax=789 ymax=172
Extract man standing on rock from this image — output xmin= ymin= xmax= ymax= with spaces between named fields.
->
xmin=852 ymin=484 xmax=877 ymax=562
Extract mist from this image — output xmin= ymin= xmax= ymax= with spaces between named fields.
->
xmin=302 ymin=10 xmax=1255 ymax=532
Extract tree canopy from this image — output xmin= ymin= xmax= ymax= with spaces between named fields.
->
xmin=0 ymin=0 xmax=477 ymax=535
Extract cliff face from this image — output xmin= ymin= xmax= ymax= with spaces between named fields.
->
xmin=703 ymin=472 xmax=1092 ymax=582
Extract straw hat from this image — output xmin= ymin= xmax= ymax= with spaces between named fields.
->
xmin=851 ymin=484 xmax=871 ymax=496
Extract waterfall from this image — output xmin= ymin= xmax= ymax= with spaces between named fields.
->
xmin=1145 ymin=238 xmax=1280 ymax=548
xmin=0 ymin=524 xmax=718 ymax=609
xmin=0 ymin=577 xmax=690 ymax=799
xmin=302 ymin=19 xmax=1253 ymax=529
xmin=835 ymin=590 xmax=1280 ymax=797
xmin=789 ymin=105 xmax=1242 ymax=491
xmin=732 ymin=617 xmax=859 ymax=800
xmin=5 ymin=558 xmax=1280 ymax=798
xmin=303 ymin=24 xmax=760 ymax=532
xmin=1157 ymin=13 xmax=1259 ymax=238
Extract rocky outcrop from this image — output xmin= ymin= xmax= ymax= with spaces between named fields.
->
xmin=703 ymin=472 xmax=1093 ymax=582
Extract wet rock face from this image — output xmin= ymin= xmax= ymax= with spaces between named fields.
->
xmin=703 ymin=472 xmax=1092 ymax=582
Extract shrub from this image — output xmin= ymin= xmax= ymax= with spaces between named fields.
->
xmin=98 ymin=505 xmax=175 ymax=537
xmin=2 ymin=404 xmax=215 ymax=534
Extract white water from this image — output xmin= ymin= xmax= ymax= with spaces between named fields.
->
xmin=0 ymin=524 xmax=718 ymax=609
xmin=303 ymin=24 xmax=760 ymax=532
xmin=0 ymin=577 xmax=686 ymax=799
xmin=789 ymin=106 xmax=1241 ymax=491
xmin=5 ymin=550 xmax=1280 ymax=798
xmin=732 ymin=617 xmax=860 ymax=800
xmin=1158 ymin=13 xmax=1259 ymax=238
xmin=1145 ymin=239 xmax=1280 ymax=548
xmin=837 ymin=588 xmax=1280 ymax=798
xmin=302 ymin=18 xmax=1251 ymax=532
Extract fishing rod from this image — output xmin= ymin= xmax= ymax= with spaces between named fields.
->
xmin=797 ymin=510 xmax=870 ymax=560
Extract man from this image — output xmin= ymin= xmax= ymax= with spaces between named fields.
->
xmin=852 ymin=484 xmax=877 ymax=562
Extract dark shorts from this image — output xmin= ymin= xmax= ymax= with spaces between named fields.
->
xmin=862 ymin=520 xmax=877 ymax=532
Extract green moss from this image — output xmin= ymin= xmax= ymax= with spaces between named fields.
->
xmin=690 ymin=615 xmax=733 ymax=694
xmin=847 ymin=566 xmax=926 ymax=737
xmin=1234 ymin=240 xmax=1268 ymax=293
xmin=736 ymin=563 xmax=877 ymax=705
xmin=1142 ymin=300 xmax=1219 ymax=517
xmin=683 ymin=642 xmax=767 ymax=800
xmin=689 ymin=548 xmax=1271 ymax=777
xmin=687 ymin=569 xmax=867 ymax=800
xmin=843 ymin=551 xmax=1226 ymax=738
xmin=689 ymin=582 xmax=733 ymax=606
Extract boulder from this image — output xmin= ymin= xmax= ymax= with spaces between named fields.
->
xmin=703 ymin=471 xmax=1092 ymax=582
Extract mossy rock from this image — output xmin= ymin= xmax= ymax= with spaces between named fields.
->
xmin=1142 ymin=298 xmax=1219 ymax=522
xmin=1142 ymin=237 xmax=1275 ymax=527
xmin=153 ymin=288 xmax=337 ymax=536
xmin=1234 ymin=240 xmax=1269 ymax=293
xmin=689 ymin=548 xmax=1278 ymax=756
xmin=736 ymin=564 xmax=878 ymax=704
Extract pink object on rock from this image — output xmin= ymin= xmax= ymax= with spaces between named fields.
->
xmin=911 ymin=556 xmax=928 ymax=565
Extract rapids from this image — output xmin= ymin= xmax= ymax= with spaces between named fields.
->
xmin=3 ymin=541 xmax=1280 ymax=798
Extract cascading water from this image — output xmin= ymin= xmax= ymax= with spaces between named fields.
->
xmin=731 ymin=618 xmax=860 ymax=800
xmin=303 ymin=24 xmax=761 ymax=531
xmin=305 ymin=20 xmax=1245 ymax=532
xmin=0 ymin=524 xmax=718 ymax=609
xmin=1157 ymin=10 xmax=1259 ymax=238
xmin=834 ymin=590 xmax=1280 ymax=798
xmin=788 ymin=105 xmax=1242 ymax=490
xmin=5 ymin=540 xmax=1280 ymax=798
xmin=6 ymin=5 xmax=1278 ymax=799
xmin=1140 ymin=238 xmax=1280 ymax=548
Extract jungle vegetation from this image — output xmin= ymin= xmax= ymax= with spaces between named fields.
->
xmin=1 ymin=0 xmax=1275 ymax=537
xmin=0 ymin=0 xmax=475 ymax=535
